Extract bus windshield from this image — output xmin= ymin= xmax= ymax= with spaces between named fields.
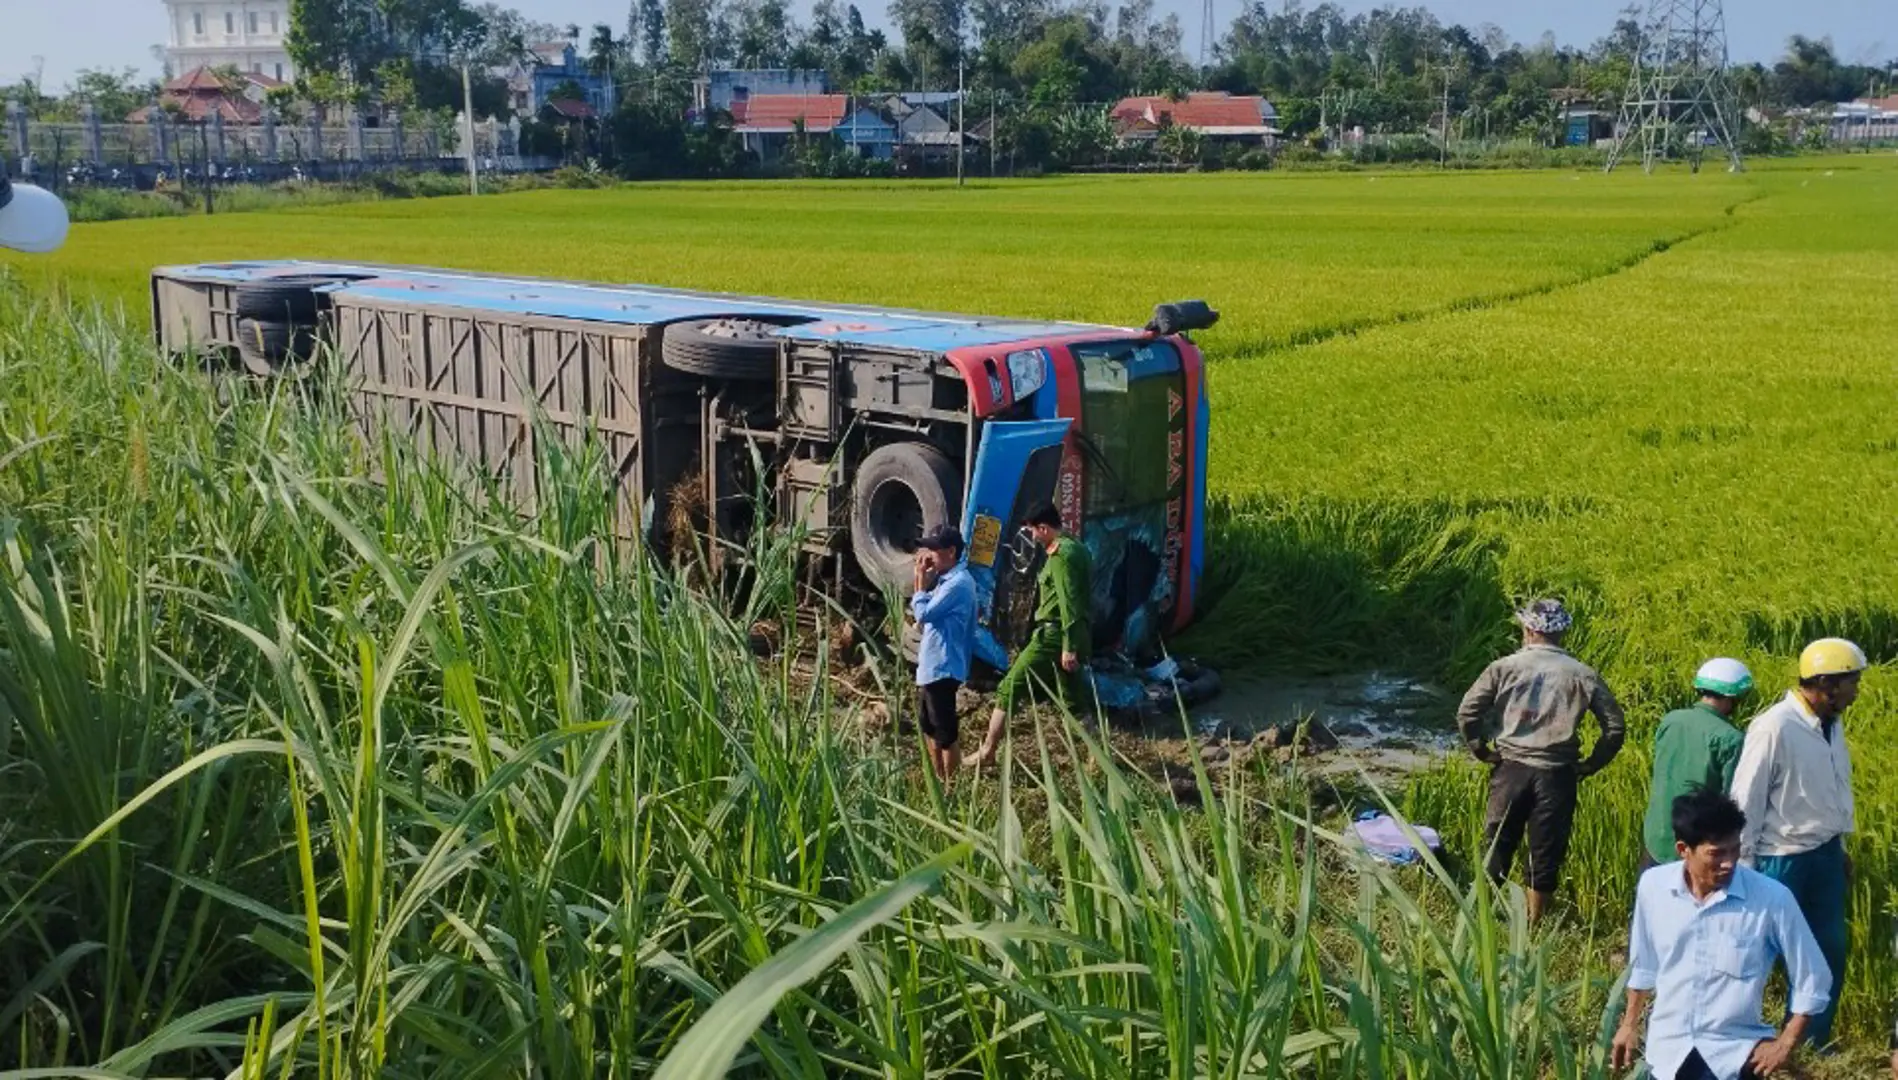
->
xmin=1071 ymin=339 xmax=1189 ymax=657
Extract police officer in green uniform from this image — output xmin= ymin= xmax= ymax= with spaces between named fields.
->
xmin=970 ymin=503 xmax=1091 ymax=766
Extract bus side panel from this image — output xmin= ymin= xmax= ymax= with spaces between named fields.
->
xmin=151 ymin=274 xmax=236 ymax=357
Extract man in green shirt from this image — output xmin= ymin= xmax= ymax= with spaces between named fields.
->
xmin=970 ymin=502 xmax=1091 ymax=766
xmin=1639 ymin=657 xmax=1754 ymax=869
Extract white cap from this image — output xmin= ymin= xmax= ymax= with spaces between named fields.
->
xmin=0 ymin=181 xmax=70 ymax=253
xmin=1692 ymin=657 xmax=1754 ymax=698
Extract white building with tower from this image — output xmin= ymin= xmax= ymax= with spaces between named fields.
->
xmin=162 ymin=0 xmax=296 ymax=84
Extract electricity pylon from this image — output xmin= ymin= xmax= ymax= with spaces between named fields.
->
xmin=1605 ymin=0 xmax=1744 ymax=173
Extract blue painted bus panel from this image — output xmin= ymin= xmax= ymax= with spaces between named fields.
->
xmin=959 ymin=417 xmax=1071 ymax=671
xmin=156 ymin=260 xmax=1128 ymax=356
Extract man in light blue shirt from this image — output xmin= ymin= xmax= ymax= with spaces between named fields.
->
xmin=910 ymin=525 xmax=976 ymax=784
xmin=1612 ymin=790 xmax=1831 ymax=1080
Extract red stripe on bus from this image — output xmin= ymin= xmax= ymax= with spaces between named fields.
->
xmin=1045 ymin=342 xmax=1087 ymax=533
xmin=1173 ymin=338 xmax=1204 ymax=631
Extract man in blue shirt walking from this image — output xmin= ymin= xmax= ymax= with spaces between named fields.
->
xmin=910 ymin=525 xmax=977 ymax=785
xmin=1611 ymin=789 xmax=1831 ymax=1079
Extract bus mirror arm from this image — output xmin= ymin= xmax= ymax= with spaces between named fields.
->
xmin=1145 ymin=300 xmax=1219 ymax=337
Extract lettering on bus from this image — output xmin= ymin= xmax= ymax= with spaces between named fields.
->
xmin=1161 ymin=387 xmax=1188 ymax=607
xmin=1057 ymin=451 xmax=1083 ymax=530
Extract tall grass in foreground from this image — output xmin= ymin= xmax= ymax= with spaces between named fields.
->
xmin=0 ymin=276 xmax=1619 ymax=1077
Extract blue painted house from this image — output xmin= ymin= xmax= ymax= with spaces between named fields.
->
xmin=508 ymin=41 xmax=612 ymax=119
xmin=835 ymin=105 xmax=899 ymax=160
xmin=695 ymin=68 xmax=830 ymax=114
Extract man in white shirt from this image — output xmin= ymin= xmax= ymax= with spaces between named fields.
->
xmin=1612 ymin=789 xmax=1831 ymax=1079
xmin=1727 ymin=637 xmax=1864 ymax=1051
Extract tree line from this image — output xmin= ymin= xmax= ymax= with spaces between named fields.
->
xmin=6 ymin=0 xmax=1893 ymax=176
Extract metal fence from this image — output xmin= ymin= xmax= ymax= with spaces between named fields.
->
xmin=3 ymin=100 xmax=557 ymax=190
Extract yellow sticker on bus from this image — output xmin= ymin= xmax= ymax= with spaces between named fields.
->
xmin=969 ymin=514 xmax=1003 ymax=568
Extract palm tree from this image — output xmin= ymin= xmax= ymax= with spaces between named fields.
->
xmin=587 ymin=24 xmax=621 ymax=114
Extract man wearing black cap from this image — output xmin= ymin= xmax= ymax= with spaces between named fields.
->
xmin=911 ymin=524 xmax=977 ymax=783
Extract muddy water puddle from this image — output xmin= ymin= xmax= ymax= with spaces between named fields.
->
xmin=1173 ymin=671 xmax=1463 ymax=786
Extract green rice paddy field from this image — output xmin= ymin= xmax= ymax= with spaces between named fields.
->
xmin=4 ymin=155 xmax=1898 ymax=1076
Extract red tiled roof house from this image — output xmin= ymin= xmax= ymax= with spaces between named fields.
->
xmin=729 ymin=93 xmax=898 ymax=160
xmin=126 ymin=66 xmax=284 ymax=123
xmin=1111 ymin=92 xmax=1279 ymax=144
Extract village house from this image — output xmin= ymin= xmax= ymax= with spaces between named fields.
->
xmin=507 ymin=41 xmax=613 ymax=119
xmin=1111 ymin=91 xmax=1279 ymax=146
xmin=730 ymin=94 xmax=899 ymax=160
xmin=1831 ymin=94 xmax=1898 ymax=141
xmin=125 ymin=65 xmax=283 ymax=123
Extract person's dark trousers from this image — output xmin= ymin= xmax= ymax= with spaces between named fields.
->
xmin=1674 ymin=1048 xmax=1757 ymax=1079
xmin=1755 ymin=835 xmax=1848 ymax=1049
xmin=1483 ymin=760 xmax=1580 ymax=891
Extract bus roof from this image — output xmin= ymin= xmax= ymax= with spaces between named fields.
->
xmin=157 ymin=259 xmax=1142 ymax=354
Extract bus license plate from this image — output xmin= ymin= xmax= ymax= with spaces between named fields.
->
xmin=969 ymin=514 xmax=1002 ymax=567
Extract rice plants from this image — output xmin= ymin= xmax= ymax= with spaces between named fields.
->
xmin=0 ymin=277 xmax=1627 ymax=1077
xmin=1206 ymin=158 xmax=1898 ymax=1035
xmin=6 ymin=168 xmax=1742 ymax=362
xmin=3 ymin=154 xmax=1897 ymax=1073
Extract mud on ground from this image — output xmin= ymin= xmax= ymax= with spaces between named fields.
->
xmin=849 ymin=655 xmax=1461 ymax=808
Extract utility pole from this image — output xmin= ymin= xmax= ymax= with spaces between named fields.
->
xmin=199 ymin=121 xmax=214 ymax=214
xmin=956 ymin=52 xmax=966 ymax=186
xmin=461 ymin=59 xmax=479 ymax=195
xmin=1198 ymin=0 xmax=1214 ymax=70
xmin=1439 ymin=65 xmax=1450 ymax=167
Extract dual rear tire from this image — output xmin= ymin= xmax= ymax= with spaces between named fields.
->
xmin=229 ymin=272 xmax=371 ymax=376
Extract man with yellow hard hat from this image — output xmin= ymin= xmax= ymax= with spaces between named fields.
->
xmin=1729 ymin=636 xmax=1866 ymax=1052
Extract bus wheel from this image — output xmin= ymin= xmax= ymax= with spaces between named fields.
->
xmin=661 ymin=317 xmax=808 ymax=381
xmin=851 ymin=441 xmax=960 ymax=593
xmin=234 ymin=317 xmax=318 ymax=376
xmin=233 ymin=272 xmax=370 ymax=324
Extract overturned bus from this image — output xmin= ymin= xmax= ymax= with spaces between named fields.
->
xmin=149 ymin=260 xmax=1214 ymax=681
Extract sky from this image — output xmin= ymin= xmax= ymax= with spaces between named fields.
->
xmin=3 ymin=0 xmax=1893 ymax=92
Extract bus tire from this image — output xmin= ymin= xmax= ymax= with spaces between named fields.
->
xmin=661 ymin=318 xmax=788 ymax=381
xmin=233 ymin=272 xmax=369 ymax=324
xmin=235 ymin=317 xmax=317 ymax=376
xmin=851 ymin=441 xmax=960 ymax=593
